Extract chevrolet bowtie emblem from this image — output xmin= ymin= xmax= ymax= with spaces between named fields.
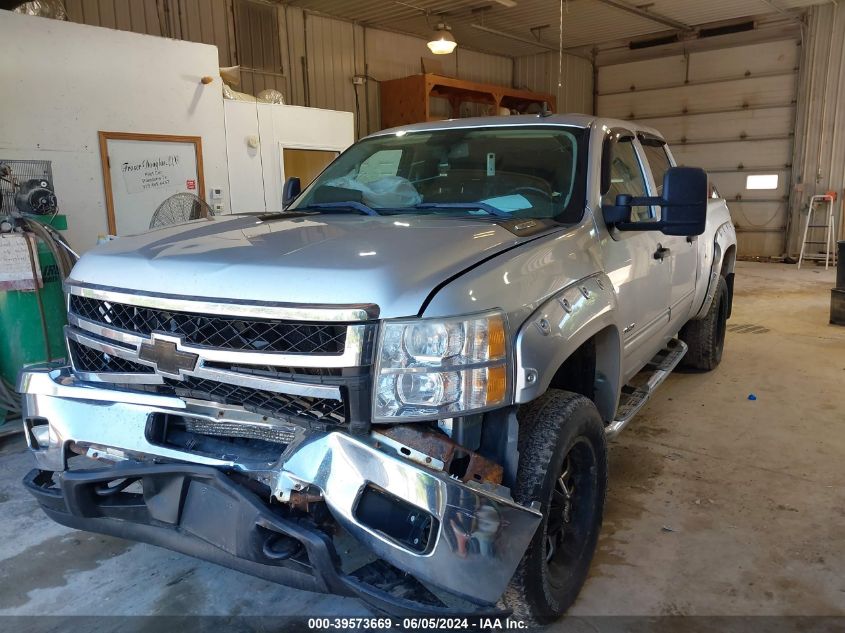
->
xmin=138 ymin=336 xmax=198 ymax=378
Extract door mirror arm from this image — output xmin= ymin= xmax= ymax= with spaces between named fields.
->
xmin=603 ymin=194 xmax=663 ymax=225
xmin=603 ymin=167 xmax=708 ymax=237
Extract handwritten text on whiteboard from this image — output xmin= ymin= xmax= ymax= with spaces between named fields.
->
xmin=121 ymin=155 xmax=185 ymax=194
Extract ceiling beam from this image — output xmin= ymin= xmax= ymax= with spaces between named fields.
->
xmin=757 ymin=0 xmax=806 ymax=25
xmin=470 ymin=23 xmax=593 ymax=60
xmin=592 ymin=0 xmax=694 ymax=32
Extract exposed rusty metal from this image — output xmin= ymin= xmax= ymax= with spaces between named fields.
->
xmin=378 ymin=425 xmax=503 ymax=485
xmin=288 ymin=489 xmax=323 ymax=512
xmin=463 ymin=452 xmax=504 ymax=485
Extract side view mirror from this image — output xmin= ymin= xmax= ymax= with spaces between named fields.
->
xmin=603 ymin=167 xmax=708 ymax=236
xmin=282 ymin=176 xmax=301 ymax=208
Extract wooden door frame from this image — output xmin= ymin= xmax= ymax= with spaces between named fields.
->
xmin=98 ymin=131 xmax=205 ymax=234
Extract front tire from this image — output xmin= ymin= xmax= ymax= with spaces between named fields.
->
xmin=502 ymin=390 xmax=608 ymax=623
xmin=680 ymin=275 xmax=729 ymax=371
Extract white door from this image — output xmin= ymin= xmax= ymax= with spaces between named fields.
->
xmin=598 ymin=38 xmax=800 ymax=257
xmin=102 ymin=135 xmax=203 ymax=235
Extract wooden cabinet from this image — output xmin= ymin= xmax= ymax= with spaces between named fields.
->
xmin=379 ymin=73 xmax=556 ymax=129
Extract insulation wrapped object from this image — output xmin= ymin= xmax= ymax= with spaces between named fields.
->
xmin=222 ymin=83 xmax=258 ymax=102
xmin=257 ymin=89 xmax=285 ymax=105
xmin=13 ymin=0 xmax=67 ymax=19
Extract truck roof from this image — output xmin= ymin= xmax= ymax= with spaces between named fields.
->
xmin=368 ymin=113 xmax=667 ymax=142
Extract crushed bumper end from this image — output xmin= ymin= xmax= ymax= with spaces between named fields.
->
xmin=23 ymin=463 xmax=509 ymax=617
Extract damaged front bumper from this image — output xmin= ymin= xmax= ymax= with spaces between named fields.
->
xmin=19 ymin=364 xmax=542 ymax=612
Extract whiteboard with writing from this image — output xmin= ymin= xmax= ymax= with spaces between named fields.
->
xmin=105 ymin=137 xmax=202 ymax=236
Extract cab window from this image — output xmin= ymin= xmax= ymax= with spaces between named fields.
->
xmin=641 ymin=142 xmax=672 ymax=196
xmin=601 ymin=135 xmax=652 ymax=221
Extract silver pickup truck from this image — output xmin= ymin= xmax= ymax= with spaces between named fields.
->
xmin=19 ymin=114 xmax=736 ymax=622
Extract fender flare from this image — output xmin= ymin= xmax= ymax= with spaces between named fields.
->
xmin=691 ymin=221 xmax=736 ymax=320
xmin=513 ymin=273 xmax=622 ymax=422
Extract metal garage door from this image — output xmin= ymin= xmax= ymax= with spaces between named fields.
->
xmin=597 ymin=39 xmax=800 ymax=257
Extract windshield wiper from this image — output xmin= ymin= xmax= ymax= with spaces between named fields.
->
xmin=410 ymin=202 xmax=511 ymax=218
xmin=301 ymin=201 xmax=380 ymax=216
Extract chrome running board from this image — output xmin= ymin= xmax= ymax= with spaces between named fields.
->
xmin=605 ymin=338 xmax=687 ymax=440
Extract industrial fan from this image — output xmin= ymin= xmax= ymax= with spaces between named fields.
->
xmin=149 ymin=193 xmax=214 ymax=229
xmin=15 ymin=178 xmax=58 ymax=216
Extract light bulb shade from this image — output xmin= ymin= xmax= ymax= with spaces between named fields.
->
xmin=427 ymin=28 xmax=457 ymax=54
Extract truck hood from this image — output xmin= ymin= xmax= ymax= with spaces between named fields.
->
xmin=68 ymin=214 xmax=530 ymax=319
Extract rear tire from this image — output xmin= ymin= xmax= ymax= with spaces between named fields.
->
xmin=680 ymin=275 xmax=729 ymax=371
xmin=502 ymin=390 xmax=607 ymax=623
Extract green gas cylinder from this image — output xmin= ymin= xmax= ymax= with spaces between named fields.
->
xmin=0 ymin=215 xmax=69 ymax=424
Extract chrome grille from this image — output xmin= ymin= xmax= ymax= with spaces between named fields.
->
xmin=65 ymin=286 xmax=375 ymax=432
xmin=68 ymin=339 xmax=154 ymax=374
xmin=201 ymin=361 xmax=342 ymax=378
xmin=69 ymin=294 xmax=348 ymax=354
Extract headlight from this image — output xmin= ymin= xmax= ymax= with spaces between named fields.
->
xmin=373 ymin=310 xmax=510 ymax=421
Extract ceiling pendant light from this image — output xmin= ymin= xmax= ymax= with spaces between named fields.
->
xmin=427 ymin=23 xmax=457 ymax=55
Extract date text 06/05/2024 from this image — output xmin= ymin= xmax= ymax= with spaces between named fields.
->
xmin=306 ymin=617 xmax=529 ymax=630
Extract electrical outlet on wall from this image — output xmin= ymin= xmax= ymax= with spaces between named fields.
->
xmin=352 ymin=76 xmax=366 ymax=85
xmin=211 ymin=188 xmax=224 ymax=200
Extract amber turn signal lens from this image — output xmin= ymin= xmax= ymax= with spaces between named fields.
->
xmin=485 ymin=364 xmax=508 ymax=405
xmin=487 ymin=314 xmax=506 ymax=360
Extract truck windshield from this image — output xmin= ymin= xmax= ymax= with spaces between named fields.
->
xmin=290 ymin=125 xmax=589 ymax=222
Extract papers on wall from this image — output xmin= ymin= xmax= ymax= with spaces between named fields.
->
xmin=0 ymin=233 xmax=41 ymax=291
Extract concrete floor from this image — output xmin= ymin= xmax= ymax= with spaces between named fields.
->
xmin=1 ymin=261 xmax=843 ymax=621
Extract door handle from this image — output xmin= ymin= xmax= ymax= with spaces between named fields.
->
xmin=653 ymin=244 xmax=671 ymax=260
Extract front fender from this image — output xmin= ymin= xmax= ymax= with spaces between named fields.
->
xmin=514 ymin=273 xmax=622 ymax=422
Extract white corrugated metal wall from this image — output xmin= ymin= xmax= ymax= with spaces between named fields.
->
xmin=597 ymin=39 xmax=801 ymax=258
xmin=63 ymin=0 xmax=522 ymax=138
xmin=789 ymin=1 xmax=845 ymax=254
xmin=513 ymin=53 xmax=595 ymax=115
xmin=457 ymin=49 xmax=515 ymax=85
xmin=301 ymin=12 xmax=359 ymax=114
xmin=66 ymin=0 xmax=164 ymax=36
xmin=66 ymin=0 xmax=235 ymax=63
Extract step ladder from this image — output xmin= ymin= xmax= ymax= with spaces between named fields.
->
xmin=606 ymin=338 xmax=688 ymax=439
xmin=798 ymin=192 xmax=838 ymax=270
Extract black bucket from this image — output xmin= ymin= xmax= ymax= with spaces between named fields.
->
xmin=832 ymin=241 xmax=845 ymax=326
xmin=837 ymin=241 xmax=845 ymax=290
